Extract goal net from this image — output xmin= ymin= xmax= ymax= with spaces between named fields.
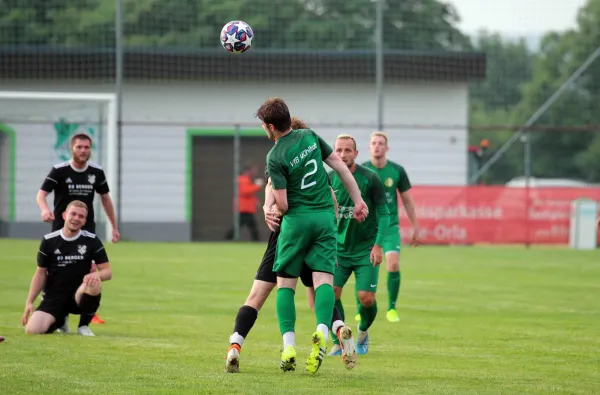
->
xmin=0 ymin=92 xmax=118 ymax=242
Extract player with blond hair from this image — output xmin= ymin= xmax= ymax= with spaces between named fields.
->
xmin=22 ymin=200 xmax=112 ymax=336
xmin=356 ymin=131 xmax=419 ymax=323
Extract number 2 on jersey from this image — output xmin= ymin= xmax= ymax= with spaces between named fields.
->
xmin=300 ymin=159 xmax=317 ymax=189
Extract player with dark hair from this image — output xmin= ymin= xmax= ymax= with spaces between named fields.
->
xmin=22 ymin=200 xmax=112 ymax=336
xmin=36 ymin=133 xmax=119 ymax=333
xmin=355 ymin=131 xmax=419 ymax=323
xmin=225 ymin=116 xmax=357 ymax=373
xmin=257 ymin=97 xmax=368 ymax=374
xmin=329 ymin=134 xmax=390 ymax=356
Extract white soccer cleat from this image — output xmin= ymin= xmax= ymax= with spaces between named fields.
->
xmin=225 ymin=346 xmax=240 ymax=373
xmin=339 ymin=325 xmax=357 ymax=369
xmin=77 ymin=325 xmax=95 ymax=337
xmin=56 ymin=315 xmax=70 ymax=333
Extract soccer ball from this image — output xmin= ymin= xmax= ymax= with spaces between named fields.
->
xmin=220 ymin=20 xmax=253 ymax=54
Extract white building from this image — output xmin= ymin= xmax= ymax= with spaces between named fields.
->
xmin=0 ymin=49 xmax=486 ymax=241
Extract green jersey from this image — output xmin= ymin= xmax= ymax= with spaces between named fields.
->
xmin=330 ymin=164 xmax=390 ymax=259
xmin=267 ymin=129 xmax=334 ymax=214
xmin=362 ymin=160 xmax=411 ymax=226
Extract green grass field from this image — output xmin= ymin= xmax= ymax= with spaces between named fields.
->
xmin=0 ymin=239 xmax=599 ymax=394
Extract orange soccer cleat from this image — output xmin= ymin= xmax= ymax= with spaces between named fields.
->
xmin=91 ymin=314 xmax=106 ymax=324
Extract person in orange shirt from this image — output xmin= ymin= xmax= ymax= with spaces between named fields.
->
xmin=226 ymin=165 xmax=264 ymax=241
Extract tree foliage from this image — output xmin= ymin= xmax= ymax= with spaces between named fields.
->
xmin=0 ymin=0 xmax=471 ymax=50
xmin=470 ymin=0 xmax=600 ymax=184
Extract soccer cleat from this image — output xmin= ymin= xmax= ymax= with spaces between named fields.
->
xmin=306 ymin=331 xmax=326 ymax=374
xmin=328 ymin=344 xmax=342 ymax=357
xmin=77 ymin=326 xmax=95 ymax=337
xmin=225 ymin=344 xmax=241 ymax=373
xmin=280 ymin=345 xmax=297 ymax=372
xmin=386 ymin=309 xmax=400 ymax=323
xmin=339 ymin=326 xmax=357 ymax=369
xmin=356 ymin=327 xmax=369 ymax=355
xmin=91 ymin=314 xmax=106 ymax=324
xmin=354 ymin=313 xmax=360 ymax=322
xmin=56 ymin=315 xmax=70 ymax=333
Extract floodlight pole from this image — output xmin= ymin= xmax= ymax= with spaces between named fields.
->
xmin=115 ymin=0 xmax=125 ymax=233
xmin=375 ymin=0 xmax=384 ymax=131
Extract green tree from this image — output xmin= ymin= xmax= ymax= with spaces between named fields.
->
xmin=470 ymin=31 xmax=534 ymax=112
xmin=512 ymin=0 xmax=600 ymax=183
xmin=467 ymin=32 xmax=535 ymax=184
xmin=472 ymin=0 xmax=600 ymax=184
xmin=0 ymin=0 xmax=471 ymax=51
xmin=0 ymin=0 xmax=115 ymax=46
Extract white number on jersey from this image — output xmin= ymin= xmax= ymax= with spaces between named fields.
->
xmin=300 ymin=159 xmax=317 ymax=189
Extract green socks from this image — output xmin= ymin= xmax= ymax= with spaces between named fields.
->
xmin=358 ymin=300 xmax=378 ymax=332
xmin=314 ymin=284 xmax=335 ymax=329
xmin=276 ymin=288 xmax=296 ymax=335
xmin=387 ymin=271 xmax=401 ymax=310
xmin=331 ymin=299 xmax=345 ymax=345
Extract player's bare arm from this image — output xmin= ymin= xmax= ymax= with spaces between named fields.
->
xmin=36 ymin=190 xmax=54 ymax=222
xmin=262 ymin=178 xmax=280 ymax=230
xmin=371 ymin=205 xmax=390 ymax=267
xmin=272 ymin=189 xmax=288 ymax=214
xmin=371 ymin=176 xmax=391 ymax=265
xmin=331 ymin=187 xmax=339 ymax=219
xmin=399 ymin=190 xmax=420 ymax=246
xmin=100 ymin=193 xmax=120 ymax=243
xmin=325 ymin=152 xmax=368 ymax=221
xmin=85 ymin=261 xmax=112 ymax=284
xmin=37 ymin=166 xmax=60 ymax=222
xmin=22 ymin=267 xmax=48 ymax=325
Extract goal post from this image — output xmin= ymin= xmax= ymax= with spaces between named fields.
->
xmin=0 ymin=91 xmax=118 ymax=242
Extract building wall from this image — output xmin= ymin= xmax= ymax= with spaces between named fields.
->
xmin=0 ymin=80 xmax=468 ymax=240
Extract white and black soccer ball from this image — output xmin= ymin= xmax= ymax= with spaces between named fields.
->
xmin=220 ymin=20 xmax=254 ymax=54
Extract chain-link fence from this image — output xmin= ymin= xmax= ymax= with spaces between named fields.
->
xmin=0 ymin=0 xmax=598 ymax=245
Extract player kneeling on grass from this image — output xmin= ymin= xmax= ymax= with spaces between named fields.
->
xmin=225 ymin=117 xmax=357 ymax=373
xmin=329 ymin=135 xmax=390 ymax=356
xmin=22 ymin=200 xmax=112 ymax=336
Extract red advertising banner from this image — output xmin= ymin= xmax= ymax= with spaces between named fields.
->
xmin=398 ymin=186 xmax=600 ymax=245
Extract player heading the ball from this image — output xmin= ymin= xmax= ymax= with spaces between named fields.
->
xmin=257 ymin=97 xmax=368 ymax=374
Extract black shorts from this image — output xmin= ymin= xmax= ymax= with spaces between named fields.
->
xmin=36 ymin=293 xmax=83 ymax=333
xmin=255 ymin=230 xmax=314 ymax=287
xmin=52 ymin=219 xmax=96 ymax=233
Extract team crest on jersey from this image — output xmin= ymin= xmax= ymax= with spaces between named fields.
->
xmin=385 ymin=177 xmax=394 ymax=187
xmin=88 ymin=174 xmax=96 ymax=185
xmin=78 ymin=245 xmax=87 ymax=255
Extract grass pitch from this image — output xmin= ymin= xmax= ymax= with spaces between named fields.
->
xmin=0 ymin=239 xmax=599 ymax=394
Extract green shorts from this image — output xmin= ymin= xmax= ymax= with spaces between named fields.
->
xmin=273 ymin=211 xmax=337 ymax=278
xmin=334 ymin=255 xmax=379 ymax=292
xmin=383 ymin=224 xmax=401 ymax=254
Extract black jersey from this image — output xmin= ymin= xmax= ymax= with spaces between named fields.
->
xmin=40 ymin=161 xmax=110 ymax=229
xmin=37 ymin=229 xmax=109 ymax=296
